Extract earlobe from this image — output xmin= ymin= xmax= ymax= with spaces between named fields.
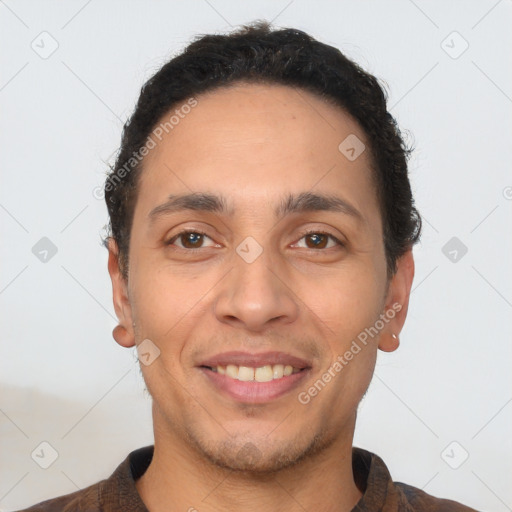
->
xmin=112 ymin=324 xmax=135 ymax=348
xmin=378 ymin=333 xmax=400 ymax=352
xmin=378 ymin=249 xmax=415 ymax=353
xmin=107 ymin=238 xmax=135 ymax=348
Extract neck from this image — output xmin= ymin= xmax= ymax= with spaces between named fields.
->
xmin=136 ymin=418 xmax=363 ymax=512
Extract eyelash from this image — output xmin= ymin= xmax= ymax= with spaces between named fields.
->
xmin=165 ymin=228 xmax=344 ymax=251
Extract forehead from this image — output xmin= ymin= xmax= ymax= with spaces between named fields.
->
xmin=136 ymin=83 xmax=380 ymax=230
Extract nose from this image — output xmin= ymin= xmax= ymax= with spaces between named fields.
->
xmin=213 ymin=249 xmax=299 ymax=333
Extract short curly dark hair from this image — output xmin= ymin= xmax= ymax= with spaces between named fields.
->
xmin=105 ymin=20 xmax=421 ymax=280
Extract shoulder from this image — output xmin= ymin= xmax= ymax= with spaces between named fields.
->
xmin=395 ymin=482 xmax=479 ymax=511
xmin=13 ymin=480 xmax=103 ymax=512
xmin=13 ymin=445 xmax=152 ymax=512
xmin=352 ymin=447 xmax=479 ymax=512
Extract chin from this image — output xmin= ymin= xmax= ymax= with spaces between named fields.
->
xmin=184 ymin=426 xmax=336 ymax=475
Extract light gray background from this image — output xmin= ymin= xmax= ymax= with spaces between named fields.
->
xmin=1 ymin=1 xmax=511 ymax=511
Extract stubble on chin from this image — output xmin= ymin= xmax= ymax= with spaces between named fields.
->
xmin=182 ymin=422 xmax=338 ymax=476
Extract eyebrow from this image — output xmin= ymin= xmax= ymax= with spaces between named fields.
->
xmin=148 ymin=191 xmax=364 ymax=223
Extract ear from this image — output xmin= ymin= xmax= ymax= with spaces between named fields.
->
xmin=107 ymin=238 xmax=135 ymax=348
xmin=378 ymin=249 xmax=415 ymax=353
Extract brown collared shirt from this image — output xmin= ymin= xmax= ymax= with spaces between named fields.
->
xmin=16 ymin=445 xmax=478 ymax=511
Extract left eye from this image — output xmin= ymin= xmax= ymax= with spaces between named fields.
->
xmin=167 ymin=231 xmax=217 ymax=249
xmin=293 ymin=232 xmax=343 ymax=250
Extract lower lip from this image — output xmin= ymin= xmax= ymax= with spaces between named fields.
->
xmin=199 ymin=367 xmax=310 ymax=404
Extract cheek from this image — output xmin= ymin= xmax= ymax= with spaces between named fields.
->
xmin=328 ymin=334 xmax=378 ymax=407
xmin=312 ymin=265 xmax=386 ymax=343
xmin=129 ymin=266 xmax=192 ymax=343
xmin=324 ymin=275 xmax=382 ymax=402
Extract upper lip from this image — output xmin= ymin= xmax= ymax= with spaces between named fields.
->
xmin=198 ymin=351 xmax=312 ymax=369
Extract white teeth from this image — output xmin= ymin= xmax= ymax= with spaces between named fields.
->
xmin=238 ymin=366 xmax=254 ymax=381
xmin=273 ymin=364 xmax=284 ymax=379
xmin=254 ymin=365 xmax=273 ymax=382
xmin=226 ymin=364 xmax=238 ymax=379
xmin=210 ymin=363 xmax=302 ymax=381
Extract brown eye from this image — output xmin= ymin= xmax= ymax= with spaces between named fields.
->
xmin=167 ymin=230 xmax=216 ymax=249
xmin=304 ymin=233 xmax=329 ymax=249
xmin=180 ymin=232 xmax=204 ymax=248
xmin=293 ymin=231 xmax=343 ymax=250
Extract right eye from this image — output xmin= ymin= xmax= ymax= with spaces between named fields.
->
xmin=165 ymin=230 xmax=219 ymax=250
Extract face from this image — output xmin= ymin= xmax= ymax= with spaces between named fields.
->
xmin=109 ymin=83 xmax=414 ymax=473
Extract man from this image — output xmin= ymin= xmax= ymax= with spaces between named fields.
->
xmin=19 ymin=21 xmax=477 ymax=512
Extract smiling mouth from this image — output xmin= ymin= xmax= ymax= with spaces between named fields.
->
xmin=201 ymin=364 xmax=303 ymax=382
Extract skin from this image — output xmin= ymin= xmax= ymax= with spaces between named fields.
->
xmin=108 ymin=83 xmax=415 ymax=512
